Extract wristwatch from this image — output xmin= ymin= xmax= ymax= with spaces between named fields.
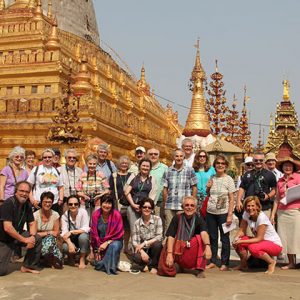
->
xmin=107 ymin=240 xmax=112 ymax=245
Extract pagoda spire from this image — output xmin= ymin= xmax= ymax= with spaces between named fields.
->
xmin=72 ymin=55 xmax=92 ymax=96
xmin=182 ymin=39 xmax=211 ymax=137
xmin=28 ymin=0 xmax=36 ymax=9
xmin=256 ymin=124 xmax=264 ymax=152
xmin=225 ymin=94 xmax=239 ymax=145
xmin=34 ymin=0 xmax=43 ymax=20
xmin=47 ymin=0 xmax=52 ymax=18
xmin=0 ymin=0 xmax=5 ymax=10
xmin=137 ymin=65 xmax=150 ymax=96
xmin=282 ymin=79 xmax=290 ymax=102
xmin=45 ymin=17 xmax=60 ymax=51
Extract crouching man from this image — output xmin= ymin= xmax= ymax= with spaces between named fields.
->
xmin=0 ymin=181 xmax=42 ymax=276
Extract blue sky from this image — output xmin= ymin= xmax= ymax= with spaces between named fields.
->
xmin=94 ymin=1 xmax=300 ymax=145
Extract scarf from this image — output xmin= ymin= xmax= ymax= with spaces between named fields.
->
xmin=90 ymin=208 xmax=124 ymax=250
xmin=177 ymin=214 xmax=196 ymax=241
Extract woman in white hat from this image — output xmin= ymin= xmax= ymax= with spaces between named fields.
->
xmin=270 ymin=157 xmax=300 ymax=269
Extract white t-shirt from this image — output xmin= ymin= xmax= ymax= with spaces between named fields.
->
xmin=242 ymin=211 xmax=282 ymax=247
xmin=207 ymin=174 xmax=236 ymax=215
xmin=27 ymin=165 xmax=63 ymax=204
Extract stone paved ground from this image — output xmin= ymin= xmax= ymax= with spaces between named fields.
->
xmin=1 ymin=260 xmax=299 ymax=300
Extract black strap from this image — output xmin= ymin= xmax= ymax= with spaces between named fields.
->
xmin=106 ymin=159 xmax=113 ymax=174
xmin=32 ymin=165 xmax=39 ymax=191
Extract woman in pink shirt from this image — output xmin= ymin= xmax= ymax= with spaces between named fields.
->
xmin=271 ymin=157 xmax=300 ymax=270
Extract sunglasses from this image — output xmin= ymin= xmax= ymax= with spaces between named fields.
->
xmin=245 ymin=163 xmax=254 ymax=167
xmin=142 ymin=206 xmax=152 ymax=210
xmin=148 ymin=153 xmax=158 ymax=156
xmin=15 ymin=155 xmax=24 ymax=159
xmin=68 ymin=203 xmax=79 ymax=207
xmin=184 ymin=204 xmax=196 ymax=208
xmin=198 ymin=155 xmax=206 ymax=158
xmin=216 ymin=162 xmax=226 ymax=165
xmin=43 ymin=156 xmax=53 ymax=159
xmin=254 ymin=159 xmax=264 ymax=163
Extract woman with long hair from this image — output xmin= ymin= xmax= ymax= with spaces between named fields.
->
xmin=193 ymin=150 xmax=215 ymax=209
xmin=0 ymin=146 xmax=28 ymax=203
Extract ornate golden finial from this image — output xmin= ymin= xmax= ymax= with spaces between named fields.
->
xmin=0 ymin=0 xmax=5 ymax=10
xmin=256 ymin=124 xmax=264 ymax=152
xmin=45 ymin=17 xmax=60 ymax=50
xmin=72 ymin=55 xmax=92 ymax=96
xmin=182 ymin=40 xmax=210 ymax=137
xmin=137 ymin=65 xmax=150 ymax=95
xmin=215 ymin=59 xmax=218 ymax=72
xmin=28 ymin=0 xmax=36 ymax=9
xmin=47 ymin=0 xmax=52 ymax=18
xmin=34 ymin=0 xmax=43 ymax=19
xmin=282 ymin=79 xmax=290 ymax=101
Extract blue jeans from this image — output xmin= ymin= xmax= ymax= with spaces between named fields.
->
xmin=206 ymin=212 xmax=230 ymax=266
xmin=94 ymin=240 xmax=123 ymax=275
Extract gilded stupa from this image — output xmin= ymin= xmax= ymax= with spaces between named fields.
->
xmin=182 ymin=40 xmax=211 ymax=138
xmin=265 ymin=80 xmax=300 ymax=160
xmin=0 ymin=0 xmax=181 ymax=167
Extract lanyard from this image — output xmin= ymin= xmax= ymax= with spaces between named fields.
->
xmin=66 ymin=165 xmax=76 ymax=195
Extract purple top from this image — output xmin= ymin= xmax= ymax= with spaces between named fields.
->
xmin=1 ymin=166 xmax=28 ymax=200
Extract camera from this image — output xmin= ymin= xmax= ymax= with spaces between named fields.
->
xmin=255 ymin=189 xmax=266 ymax=201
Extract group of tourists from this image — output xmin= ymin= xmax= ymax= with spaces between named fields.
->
xmin=0 ymin=138 xmax=299 ymax=278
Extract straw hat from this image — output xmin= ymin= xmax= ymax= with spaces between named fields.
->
xmin=265 ymin=152 xmax=277 ymax=162
xmin=276 ymin=157 xmax=300 ymax=172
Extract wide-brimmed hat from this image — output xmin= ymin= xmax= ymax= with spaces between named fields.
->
xmin=276 ymin=157 xmax=300 ymax=172
xmin=265 ymin=152 xmax=277 ymax=162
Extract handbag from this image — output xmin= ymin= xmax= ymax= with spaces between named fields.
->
xmin=112 ymin=173 xmax=129 ymax=208
xmin=200 ymin=196 xmax=209 ymax=219
xmin=157 ymin=244 xmax=176 ymax=277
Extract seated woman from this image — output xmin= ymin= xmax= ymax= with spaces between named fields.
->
xmin=33 ymin=191 xmax=63 ymax=269
xmin=131 ymin=198 xmax=163 ymax=274
xmin=158 ymin=196 xmax=212 ymax=278
xmin=61 ymin=195 xmax=90 ymax=269
xmin=233 ymin=196 xmax=282 ymax=275
xmin=91 ymin=194 xmax=124 ymax=275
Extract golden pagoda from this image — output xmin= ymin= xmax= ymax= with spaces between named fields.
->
xmin=265 ymin=80 xmax=300 ymax=159
xmin=182 ymin=40 xmax=211 ymax=137
xmin=0 ymin=0 xmax=181 ymax=167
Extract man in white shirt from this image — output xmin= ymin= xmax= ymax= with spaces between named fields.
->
xmin=265 ymin=153 xmax=283 ymax=181
xmin=181 ymin=138 xmax=195 ymax=168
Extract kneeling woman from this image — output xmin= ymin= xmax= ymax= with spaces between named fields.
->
xmin=91 ymin=194 xmax=124 ymax=275
xmin=233 ymin=196 xmax=282 ymax=275
xmin=131 ymin=198 xmax=163 ymax=274
xmin=34 ymin=191 xmax=63 ymax=269
xmin=159 ymin=196 xmax=212 ymax=278
xmin=61 ymin=196 xmax=90 ymax=269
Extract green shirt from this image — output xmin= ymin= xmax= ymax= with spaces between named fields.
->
xmin=150 ymin=162 xmax=168 ymax=204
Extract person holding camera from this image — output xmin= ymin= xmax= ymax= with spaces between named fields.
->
xmin=61 ymin=195 xmax=90 ymax=269
xmin=236 ymin=152 xmax=277 ymax=219
xmin=76 ymin=154 xmax=109 ymax=218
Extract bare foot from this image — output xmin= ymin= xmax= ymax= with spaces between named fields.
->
xmin=206 ymin=263 xmax=216 ymax=269
xmin=281 ymin=263 xmax=295 ymax=270
xmin=265 ymin=260 xmax=276 ymax=275
xmin=78 ymin=263 xmax=86 ymax=269
xmin=21 ymin=266 xmax=40 ymax=274
xmin=150 ymin=268 xmax=157 ymax=274
xmin=219 ymin=265 xmax=229 ymax=271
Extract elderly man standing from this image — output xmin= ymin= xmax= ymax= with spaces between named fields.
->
xmin=236 ymin=152 xmax=277 ymax=218
xmin=181 ymin=138 xmax=195 ymax=167
xmin=128 ymin=146 xmax=146 ymax=175
xmin=163 ymin=149 xmax=197 ymax=232
xmin=84 ymin=144 xmax=117 ymax=179
xmin=59 ymin=149 xmax=83 ymax=212
xmin=147 ymin=148 xmax=168 ymax=217
xmin=0 ymin=181 xmax=42 ymax=276
xmin=265 ymin=152 xmax=283 ymax=181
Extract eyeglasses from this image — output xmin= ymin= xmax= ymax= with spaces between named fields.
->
xmin=67 ymin=157 xmax=77 ymax=160
xmin=254 ymin=159 xmax=264 ymax=163
xmin=245 ymin=163 xmax=254 ymax=167
xmin=142 ymin=206 xmax=152 ymax=210
xmin=68 ymin=203 xmax=79 ymax=207
xmin=43 ymin=156 xmax=53 ymax=159
xmin=198 ymin=155 xmax=206 ymax=158
xmin=216 ymin=162 xmax=226 ymax=165
xmin=148 ymin=153 xmax=159 ymax=156
xmin=184 ymin=204 xmax=196 ymax=208
xmin=15 ymin=155 xmax=24 ymax=159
